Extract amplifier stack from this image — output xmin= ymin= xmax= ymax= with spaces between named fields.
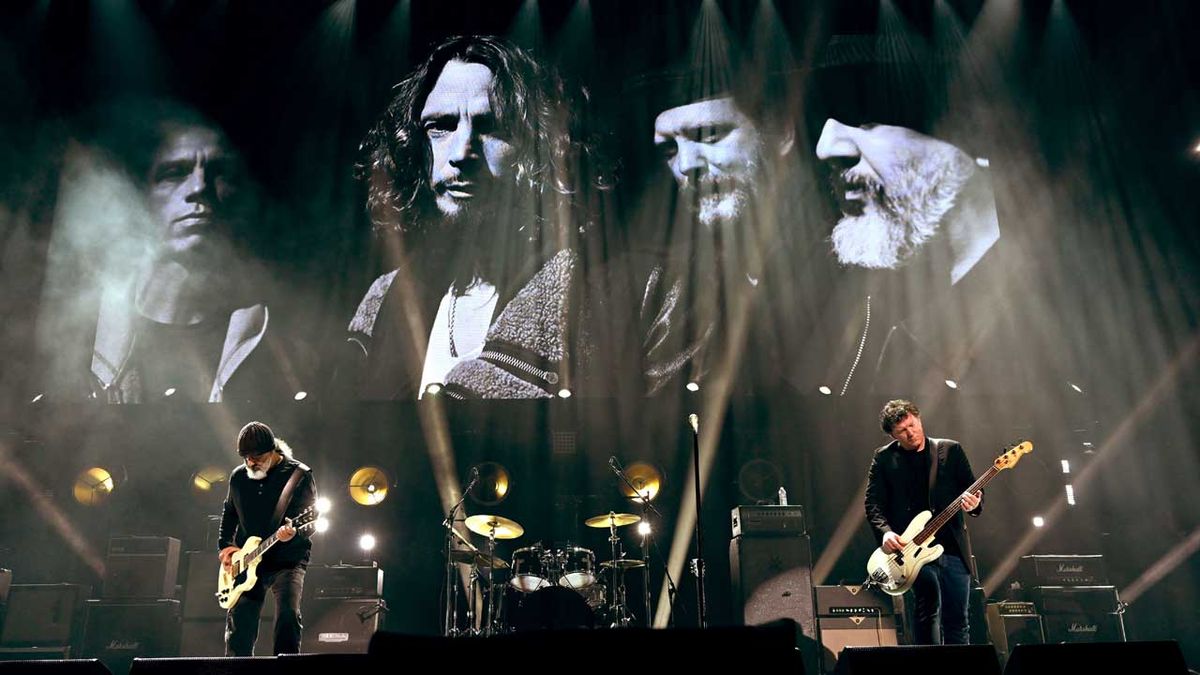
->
xmin=1018 ymin=554 xmax=1125 ymax=644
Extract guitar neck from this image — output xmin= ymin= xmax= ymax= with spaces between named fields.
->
xmin=235 ymin=531 xmax=282 ymax=575
xmin=913 ymin=465 xmax=999 ymax=545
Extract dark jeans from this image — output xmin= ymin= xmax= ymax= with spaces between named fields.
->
xmin=910 ymin=553 xmax=971 ymax=645
xmin=226 ymin=564 xmax=306 ymax=656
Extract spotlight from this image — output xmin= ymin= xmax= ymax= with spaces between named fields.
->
xmin=294 ymin=391 xmax=308 ymax=401
xmin=315 ymin=497 xmax=333 ymax=513
xmin=944 ymin=379 xmax=958 ymax=390
xmin=468 ymin=462 xmax=510 ymax=506
xmin=685 ymin=381 xmax=700 ymax=392
xmin=73 ymin=467 xmax=115 ymax=506
xmin=359 ymin=533 xmax=377 ymax=552
xmin=164 ymin=387 xmax=177 ymax=397
xmin=1061 ymin=460 xmax=1070 ymax=474
xmin=618 ymin=461 xmax=663 ymax=502
xmin=30 ymin=393 xmax=44 ymax=403
xmin=1069 ymin=383 xmax=1083 ymax=394
xmin=1065 ymin=484 xmax=1076 ymax=506
xmin=314 ymin=517 xmax=331 ymax=533
xmin=191 ymin=466 xmax=227 ymax=495
xmin=637 ymin=521 xmax=652 ymax=537
xmin=1081 ymin=442 xmax=1095 ymax=454
xmin=1032 ymin=516 xmax=1045 ymax=528
xmin=348 ymin=467 xmax=390 ymax=506
xmin=818 ymin=385 xmax=832 ymax=395
xmin=557 ymin=388 xmax=572 ymax=398
xmin=424 ymin=383 xmax=443 ymax=396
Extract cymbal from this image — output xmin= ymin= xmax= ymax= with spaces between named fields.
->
xmin=449 ymin=549 xmax=510 ymax=569
xmin=618 ymin=461 xmax=663 ymax=502
xmin=600 ymin=559 xmax=646 ymax=570
xmin=584 ymin=512 xmax=641 ymax=528
xmin=464 ymin=514 xmax=524 ymax=539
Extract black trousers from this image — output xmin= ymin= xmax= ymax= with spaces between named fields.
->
xmin=910 ymin=554 xmax=972 ymax=645
xmin=226 ymin=564 xmax=306 ymax=656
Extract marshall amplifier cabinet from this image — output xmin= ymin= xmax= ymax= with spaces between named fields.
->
xmin=0 ymin=583 xmax=90 ymax=649
xmin=731 ymin=505 xmax=806 ymax=537
xmin=1018 ymin=555 xmax=1107 ymax=586
xmin=81 ymin=599 xmax=181 ymax=674
xmin=1029 ymin=586 xmax=1125 ymax=643
xmin=305 ymin=564 xmax=384 ymax=600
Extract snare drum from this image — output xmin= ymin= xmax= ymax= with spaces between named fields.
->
xmin=510 ymin=545 xmax=552 ymax=592
xmin=557 ymin=546 xmax=596 ymax=589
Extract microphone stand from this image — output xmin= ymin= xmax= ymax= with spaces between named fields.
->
xmin=442 ymin=469 xmax=479 ymax=636
xmin=608 ymin=457 xmax=678 ymax=627
xmin=688 ymin=414 xmax=706 ymax=629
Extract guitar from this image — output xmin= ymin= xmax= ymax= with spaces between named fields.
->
xmin=865 ymin=441 xmax=1033 ymax=596
xmin=216 ymin=504 xmax=319 ymax=610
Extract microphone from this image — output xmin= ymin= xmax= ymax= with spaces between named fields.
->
xmin=688 ymin=414 xmax=699 ymax=433
xmin=608 ymin=456 xmax=624 ymax=476
xmin=464 ymin=466 xmax=481 ymax=494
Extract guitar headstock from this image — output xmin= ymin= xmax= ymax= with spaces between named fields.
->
xmin=993 ymin=441 xmax=1033 ymax=470
xmin=289 ymin=504 xmax=321 ymax=533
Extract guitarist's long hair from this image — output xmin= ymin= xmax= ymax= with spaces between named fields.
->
xmin=275 ymin=439 xmax=294 ymax=460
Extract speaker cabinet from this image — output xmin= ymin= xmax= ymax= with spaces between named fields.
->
xmin=729 ymin=535 xmax=816 ymax=640
xmin=834 ymin=644 xmax=1001 ymax=675
xmin=1004 ymin=641 xmax=1188 ymax=674
xmin=1041 ymin=613 xmax=1126 ymax=643
xmin=0 ymin=584 xmax=90 ymax=648
xmin=303 ymin=598 xmax=385 ymax=653
xmin=818 ymin=615 xmax=899 ymax=672
xmin=181 ymin=551 xmax=275 ymax=621
xmin=81 ymin=599 xmax=181 ymax=675
xmin=104 ymin=537 xmax=181 ymax=600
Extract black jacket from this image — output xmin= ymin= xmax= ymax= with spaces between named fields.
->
xmin=218 ymin=457 xmax=317 ymax=568
xmin=864 ymin=437 xmax=982 ymax=576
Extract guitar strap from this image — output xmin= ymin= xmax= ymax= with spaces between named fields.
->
xmin=270 ymin=464 xmax=307 ymax=530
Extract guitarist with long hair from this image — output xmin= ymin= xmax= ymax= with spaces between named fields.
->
xmin=218 ymin=421 xmax=317 ymax=656
xmin=864 ymin=399 xmax=983 ymax=645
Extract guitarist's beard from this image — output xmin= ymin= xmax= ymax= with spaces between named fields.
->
xmin=247 ymin=467 xmax=268 ymax=481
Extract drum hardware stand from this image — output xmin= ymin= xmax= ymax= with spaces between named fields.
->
xmin=442 ymin=468 xmax=480 ymax=636
xmin=603 ymin=513 xmax=632 ymax=628
xmin=609 ymin=456 xmax=675 ymax=627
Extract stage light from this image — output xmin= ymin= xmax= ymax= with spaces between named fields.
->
xmin=164 ymin=387 xmax=176 ymax=397
xmin=1061 ymin=460 xmax=1070 ymax=474
xmin=1065 ymin=484 xmax=1076 ymax=506
xmin=30 ymin=393 xmax=44 ymax=403
xmin=1082 ymin=441 xmax=1095 ymax=454
xmin=192 ymin=466 xmax=227 ymax=494
xmin=359 ymin=533 xmax=376 ymax=552
xmin=349 ymin=466 xmax=390 ymax=506
xmin=1032 ymin=516 xmax=1045 ymax=528
xmin=73 ymin=467 xmax=115 ymax=506
xmin=686 ymin=381 xmax=700 ymax=392
xmin=424 ymin=383 xmax=443 ymax=396
xmin=316 ymin=497 xmax=333 ymax=513
xmin=468 ymin=462 xmax=510 ymax=505
xmin=294 ymin=391 xmax=308 ymax=401
xmin=557 ymin=388 xmax=572 ymax=398
xmin=818 ymin=385 xmax=832 ymax=395
xmin=618 ymin=461 xmax=663 ymax=502
xmin=637 ymin=521 xmax=652 ymax=537
xmin=1069 ymin=382 xmax=1083 ymax=393
xmin=314 ymin=517 xmax=331 ymax=533
xmin=944 ymin=379 xmax=958 ymax=389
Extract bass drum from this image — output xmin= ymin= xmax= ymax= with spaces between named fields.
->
xmin=506 ymin=585 xmax=595 ymax=632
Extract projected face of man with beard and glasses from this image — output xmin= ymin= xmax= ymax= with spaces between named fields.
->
xmin=815 ymin=118 xmax=995 ymax=284
xmin=653 ymin=97 xmax=768 ymax=230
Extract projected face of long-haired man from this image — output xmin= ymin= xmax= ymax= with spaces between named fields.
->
xmin=654 ymin=97 xmax=766 ymax=229
xmin=815 ymin=119 xmax=977 ymax=272
xmin=422 ymin=61 xmax=516 ymax=223
xmin=147 ymin=124 xmax=245 ymax=269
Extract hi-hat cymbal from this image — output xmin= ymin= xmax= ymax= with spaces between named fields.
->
xmin=600 ymin=559 xmax=646 ymax=570
xmin=584 ymin=512 xmax=641 ymax=528
xmin=618 ymin=461 xmax=663 ymax=502
xmin=464 ymin=514 xmax=524 ymax=539
xmin=449 ymin=549 xmax=510 ymax=569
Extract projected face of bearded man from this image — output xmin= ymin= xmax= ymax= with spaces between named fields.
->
xmin=146 ymin=124 xmax=246 ymax=269
xmin=654 ymin=97 xmax=767 ymax=230
xmin=815 ymin=119 xmax=976 ymax=270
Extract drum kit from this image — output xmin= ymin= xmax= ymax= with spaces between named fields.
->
xmin=443 ymin=511 xmax=649 ymax=636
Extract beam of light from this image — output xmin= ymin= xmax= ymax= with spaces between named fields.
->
xmin=0 ymin=440 xmax=106 ymax=578
xmin=983 ymin=332 xmax=1200 ymax=595
xmin=1120 ymin=525 xmax=1200 ymax=605
xmin=812 ymin=476 xmax=871 ymax=585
